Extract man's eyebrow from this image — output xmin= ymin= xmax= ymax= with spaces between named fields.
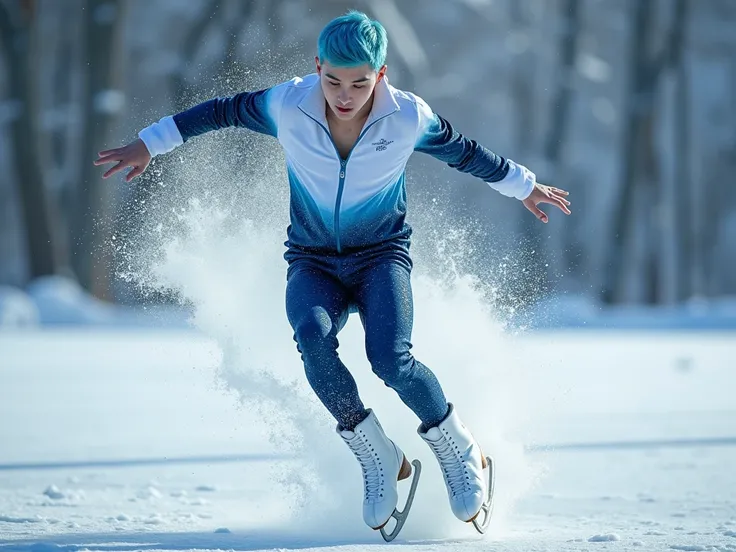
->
xmin=325 ymin=73 xmax=370 ymax=83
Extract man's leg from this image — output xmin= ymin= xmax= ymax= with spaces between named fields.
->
xmin=285 ymin=263 xmax=368 ymax=431
xmin=351 ymin=259 xmax=449 ymax=429
xmin=286 ymin=261 xmax=415 ymax=531
xmin=351 ymin=256 xmax=490 ymax=524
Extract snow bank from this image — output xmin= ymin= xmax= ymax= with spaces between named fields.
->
xmin=23 ymin=275 xmax=190 ymax=328
xmin=516 ymin=294 xmax=736 ymax=330
xmin=0 ymin=285 xmax=40 ymax=328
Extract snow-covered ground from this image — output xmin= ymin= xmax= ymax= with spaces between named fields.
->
xmin=2 ymin=197 xmax=735 ymax=550
xmin=1 ymin=329 xmax=734 ymax=552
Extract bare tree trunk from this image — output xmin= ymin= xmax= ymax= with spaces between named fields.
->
xmin=640 ymin=113 xmax=660 ymax=304
xmin=74 ymin=0 xmax=126 ymax=297
xmin=544 ymin=0 xmax=580 ymax=169
xmin=511 ymin=0 xmax=549 ymax=285
xmin=602 ymin=0 xmax=655 ymax=304
xmin=671 ymin=0 xmax=692 ymax=302
xmin=603 ymin=0 xmax=696 ymax=304
xmin=0 ymin=0 xmax=59 ymax=280
xmin=544 ymin=0 xmax=582 ymax=280
xmin=42 ymin=0 xmax=81 ymax=277
xmin=510 ymin=0 xmax=537 ymax=158
xmin=169 ymin=0 xmax=221 ymax=110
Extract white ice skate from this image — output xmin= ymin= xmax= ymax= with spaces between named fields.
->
xmin=339 ymin=410 xmax=422 ymax=542
xmin=419 ymin=403 xmax=495 ymax=533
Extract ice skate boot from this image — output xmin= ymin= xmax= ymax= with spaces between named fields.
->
xmin=339 ymin=409 xmax=421 ymax=541
xmin=418 ymin=403 xmax=495 ymax=533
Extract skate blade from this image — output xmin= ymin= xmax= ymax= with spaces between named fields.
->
xmin=470 ymin=455 xmax=495 ymax=534
xmin=379 ymin=459 xmax=422 ymax=542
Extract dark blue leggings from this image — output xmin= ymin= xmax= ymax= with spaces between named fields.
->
xmin=285 ymin=242 xmax=449 ymax=431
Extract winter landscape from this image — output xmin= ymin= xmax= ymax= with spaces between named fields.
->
xmin=1 ymin=268 xmax=735 ymax=551
xmin=2 ymin=1 xmax=736 ymax=551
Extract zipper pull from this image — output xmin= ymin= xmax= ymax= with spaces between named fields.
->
xmin=340 ymin=160 xmax=346 ymax=179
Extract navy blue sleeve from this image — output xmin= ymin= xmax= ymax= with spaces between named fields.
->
xmin=173 ymin=89 xmax=277 ymax=141
xmin=414 ymin=111 xmax=510 ymax=183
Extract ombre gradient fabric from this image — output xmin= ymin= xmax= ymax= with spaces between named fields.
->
xmin=139 ymin=74 xmax=535 ymax=256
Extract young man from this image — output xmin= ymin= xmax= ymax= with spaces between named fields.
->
xmin=96 ymin=10 xmax=570 ymax=538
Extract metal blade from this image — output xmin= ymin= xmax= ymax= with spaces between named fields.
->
xmin=471 ymin=455 xmax=495 ymax=534
xmin=380 ymin=459 xmax=422 ymax=542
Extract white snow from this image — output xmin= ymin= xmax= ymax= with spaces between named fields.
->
xmin=2 ymin=188 xmax=735 ymax=551
xmin=0 ymin=286 xmax=39 ymax=328
xmin=1 ymin=328 xmax=734 ymax=551
xmin=41 ymin=487 xmax=64 ymax=500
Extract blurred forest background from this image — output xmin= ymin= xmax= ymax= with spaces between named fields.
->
xmin=0 ymin=0 xmax=734 ymax=313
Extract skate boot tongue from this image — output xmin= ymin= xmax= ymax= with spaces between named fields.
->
xmin=422 ymin=426 xmax=443 ymax=442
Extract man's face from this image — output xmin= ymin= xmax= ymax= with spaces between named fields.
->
xmin=316 ymin=58 xmax=386 ymax=121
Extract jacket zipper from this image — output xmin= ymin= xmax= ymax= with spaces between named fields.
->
xmin=298 ymin=107 xmax=396 ymax=252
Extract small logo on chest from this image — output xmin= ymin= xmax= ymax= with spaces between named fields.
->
xmin=372 ymin=138 xmax=394 ymax=152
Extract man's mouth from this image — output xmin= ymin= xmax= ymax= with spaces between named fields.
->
xmin=336 ymin=106 xmax=352 ymax=113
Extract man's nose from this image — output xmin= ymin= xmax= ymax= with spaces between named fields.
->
xmin=337 ymin=91 xmax=350 ymax=105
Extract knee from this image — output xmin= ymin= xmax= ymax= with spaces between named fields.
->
xmin=293 ymin=307 xmax=334 ymax=356
xmin=366 ymin=342 xmax=413 ymax=387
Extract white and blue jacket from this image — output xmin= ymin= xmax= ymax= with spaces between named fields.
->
xmin=139 ymin=74 xmax=536 ymax=254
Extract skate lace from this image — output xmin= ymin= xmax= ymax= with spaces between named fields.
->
xmin=431 ymin=436 xmax=468 ymax=497
xmin=349 ymin=436 xmax=384 ymax=501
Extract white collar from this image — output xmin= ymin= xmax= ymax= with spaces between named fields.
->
xmin=297 ymin=73 xmax=400 ymax=127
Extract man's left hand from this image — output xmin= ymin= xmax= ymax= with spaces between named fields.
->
xmin=522 ymin=183 xmax=571 ymax=223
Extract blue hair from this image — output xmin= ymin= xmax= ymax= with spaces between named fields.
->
xmin=318 ymin=11 xmax=388 ymax=72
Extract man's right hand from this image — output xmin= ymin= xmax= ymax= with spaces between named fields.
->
xmin=94 ymin=138 xmax=152 ymax=182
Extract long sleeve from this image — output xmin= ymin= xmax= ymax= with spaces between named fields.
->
xmin=172 ymin=89 xmax=277 ymax=141
xmin=412 ymin=94 xmax=536 ymax=200
xmin=139 ymin=84 xmax=287 ymax=157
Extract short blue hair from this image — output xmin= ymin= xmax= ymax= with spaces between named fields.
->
xmin=318 ymin=11 xmax=388 ymax=72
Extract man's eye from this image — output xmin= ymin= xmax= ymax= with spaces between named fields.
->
xmin=354 ymin=85 xmax=365 ymax=89
xmin=329 ymin=81 xmax=339 ymax=86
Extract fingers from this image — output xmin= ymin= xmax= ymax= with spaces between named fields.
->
xmin=551 ymin=194 xmax=571 ymax=212
xmin=540 ymin=189 xmax=572 ymax=215
xmin=94 ymin=151 xmax=123 ymax=166
xmin=125 ymin=166 xmax=144 ymax=182
xmin=525 ymin=184 xmax=571 ymax=221
xmin=95 ymin=145 xmax=147 ymax=181
xmin=102 ymin=160 xmax=126 ymax=179
xmin=525 ymin=202 xmax=548 ymax=223
xmin=542 ymin=195 xmax=571 ymax=215
xmin=551 ymin=193 xmax=572 ymax=214
xmin=548 ymin=190 xmax=571 ymax=206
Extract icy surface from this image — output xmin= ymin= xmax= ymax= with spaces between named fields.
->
xmin=1 ymin=330 xmax=734 ymax=551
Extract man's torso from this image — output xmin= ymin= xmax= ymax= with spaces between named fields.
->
xmin=274 ymin=74 xmax=421 ymax=252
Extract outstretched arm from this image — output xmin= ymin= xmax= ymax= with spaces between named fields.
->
xmin=412 ymin=95 xmax=570 ymax=223
xmin=94 ymin=87 xmax=282 ymax=182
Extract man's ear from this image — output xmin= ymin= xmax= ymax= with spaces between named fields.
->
xmin=377 ymin=65 xmax=387 ymax=82
xmin=315 ymin=56 xmax=321 ymax=74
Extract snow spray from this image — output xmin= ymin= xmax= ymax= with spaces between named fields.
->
xmin=117 ymin=74 xmax=544 ymax=542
